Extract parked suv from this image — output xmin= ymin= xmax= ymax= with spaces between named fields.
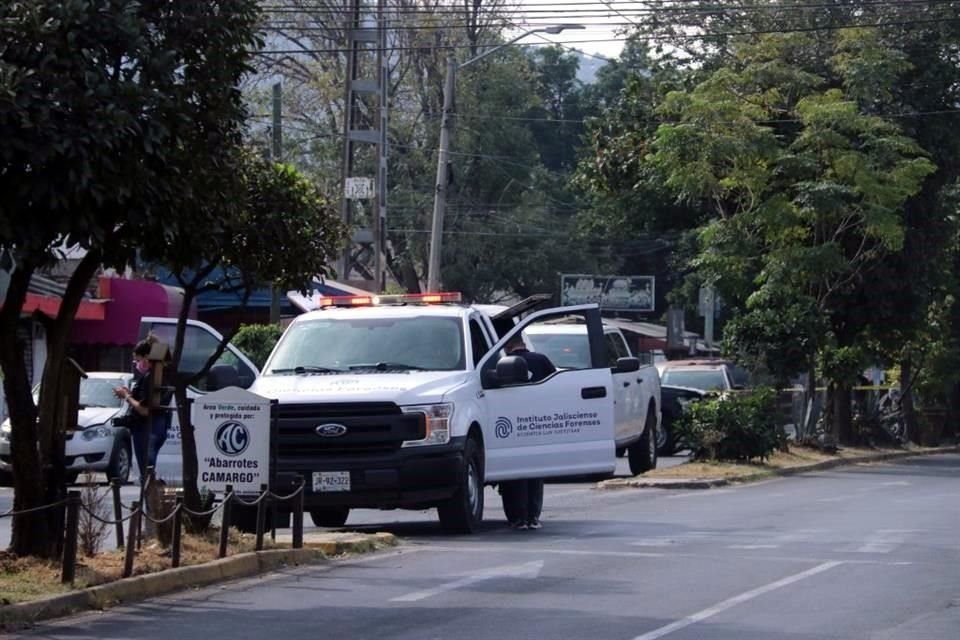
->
xmin=0 ymin=372 xmax=135 ymax=484
xmin=656 ymin=359 xmax=745 ymax=393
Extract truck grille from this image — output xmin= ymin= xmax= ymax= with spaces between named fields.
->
xmin=276 ymin=403 xmax=426 ymax=461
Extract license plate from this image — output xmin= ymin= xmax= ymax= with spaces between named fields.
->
xmin=313 ymin=471 xmax=351 ymax=493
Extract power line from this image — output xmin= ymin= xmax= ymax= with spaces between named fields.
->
xmin=255 ymin=17 xmax=960 ymax=55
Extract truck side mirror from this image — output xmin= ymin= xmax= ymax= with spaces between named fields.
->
xmin=614 ymin=357 xmax=640 ymax=373
xmin=496 ymin=355 xmax=530 ymax=385
xmin=207 ymin=364 xmax=240 ymax=391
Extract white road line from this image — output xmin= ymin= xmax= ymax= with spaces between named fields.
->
xmin=853 ymin=530 xmax=915 ymax=554
xmin=728 ymin=545 xmax=779 ymax=549
xmin=390 ymin=560 xmax=543 ymax=602
xmin=666 ymin=490 xmax=735 ymax=499
xmin=630 ymin=561 xmax=844 ymax=640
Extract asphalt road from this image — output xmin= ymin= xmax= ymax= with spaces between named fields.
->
xmin=6 ymin=453 xmax=959 ymax=640
xmin=0 ymin=455 xmax=684 ymax=547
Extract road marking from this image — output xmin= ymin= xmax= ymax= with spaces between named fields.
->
xmin=666 ymin=490 xmax=734 ymax=499
xmin=390 ymin=560 xmax=543 ymax=602
xmin=728 ymin=544 xmax=779 ymax=549
xmin=852 ymin=529 xmax=916 ymax=554
xmin=630 ymin=561 xmax=843 ymax=640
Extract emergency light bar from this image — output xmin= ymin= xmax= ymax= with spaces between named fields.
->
xmin=316 ymin=292 xmax=462 ymax=307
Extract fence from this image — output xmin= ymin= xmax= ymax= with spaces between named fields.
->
xmin=0 ymin=468 xmax=306 ymax=585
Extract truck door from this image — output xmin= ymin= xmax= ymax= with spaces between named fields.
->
xmin=606 ymin=330 xmax=643 ymax=444
xmin=477 ymin=304 xmax=615 ymax=481
xmin=137 ymin=317 xmax=261 ymax=482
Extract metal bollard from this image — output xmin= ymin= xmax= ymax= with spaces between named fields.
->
xmin=171 ymin=496 xmax=183 ymax=568
xmin=111 ymin=479 xmax=124 ymax=549
xmin=292 ymin=476 xmax=304 ymax=550
xmin=124 ymin=501 xmax=141 ymax=578
xmin=255 ymin=484 xmax=268 ymax=552
xmin=219 ymin=485 xmax=233 ymax=559
xmin=61 ymin=491 xmax=80 ymax=584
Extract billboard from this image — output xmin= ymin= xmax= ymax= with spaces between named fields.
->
xmin=560 ymin=274 xmax=655 ymax=312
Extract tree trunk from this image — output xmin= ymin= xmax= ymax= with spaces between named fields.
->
xmin=0 ymin=264 xmax=55 ymax=556
xmin=800 ymin=369 xmax=818 ymax=443
xmin=834 ymin=380 xmax=853 ymax=445
xmin=901 ymin=357 xmax=918 ymax=444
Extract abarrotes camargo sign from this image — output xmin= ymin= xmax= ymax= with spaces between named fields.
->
xmin=193 ymin=386 xmax=271 ymax=494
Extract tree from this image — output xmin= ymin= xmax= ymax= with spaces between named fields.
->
xmin=621 ymin=0 xmax=960 ymax=440
xmin=645 ymin=32 xmax=935 ymax=444
xmin=0 ymin=0 xmax=261 ymax=557
xmin=139 ymin=155 xmax=345 ymax=519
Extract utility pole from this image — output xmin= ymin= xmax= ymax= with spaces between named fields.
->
xmin=425 ymin=25 xmax=583 ymax=292
xmin=426 ymin=58 xmax=456 ymax=292
xmin=269 ymin=82 xmax=282 ymax=324
xmin=339 ymin=0 xmax=388 ymax=292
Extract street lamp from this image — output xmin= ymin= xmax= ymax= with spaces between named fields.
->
xmin=425 ymin=24 xmax=585 ymax=292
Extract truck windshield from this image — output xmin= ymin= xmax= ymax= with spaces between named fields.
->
xmin=267 ymin=315 xmax=466 ymax=373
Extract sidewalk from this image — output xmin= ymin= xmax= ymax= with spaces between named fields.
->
xmin=0 ymin=531 xmax=397 ymax=631
xmin=598 ymin=444 xmax=960 ymax=490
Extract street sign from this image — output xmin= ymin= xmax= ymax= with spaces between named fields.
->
xmin=344 ymin=177 xmax=375 ymax=200
xmin=560 ymin=274 xmax=655 ymax=312
xmin=193 ymin=386 xmax=272 ymax=494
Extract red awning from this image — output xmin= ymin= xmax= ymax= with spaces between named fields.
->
xmin=19 ymin=293 xmax=106 ymax=321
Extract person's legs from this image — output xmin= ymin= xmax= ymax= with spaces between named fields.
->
xmin=499 ymin=480 xmax=529 ymax=528
xmin=131 ymin=427 xmax=149 ymax=483
xmin=526 ymin=479 xmax=544 ymax=528
xmin=146 ymin=414 xmax=170 ymax=469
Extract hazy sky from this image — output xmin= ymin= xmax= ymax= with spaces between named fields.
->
xmin=506 ymin=0 xmax=634 ymax=60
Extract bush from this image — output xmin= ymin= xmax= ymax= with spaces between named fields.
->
xmin=676 ymin=387 xmax=787 ymax=462
xmin=232 ymin=323 xmax=284 ymax=370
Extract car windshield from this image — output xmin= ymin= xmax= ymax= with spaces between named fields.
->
xmin=30 ymin=378 xmax=127 ymax=408
xmin=524 ymin=333 xmax=590 ymax=369
xmin=80 ymin=378 xmax=126 ymax=408
xmin=267 ymin=315 xmax=466 ymax=373
xmin=661 ymin=369 xmax=728 ymax=391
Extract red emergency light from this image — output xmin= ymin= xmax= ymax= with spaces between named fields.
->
xmin=316 ymin=292 xmax=462 ymax=307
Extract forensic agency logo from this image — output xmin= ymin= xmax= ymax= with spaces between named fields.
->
xmin=494 ymin=416 xmax=513 ymax=439
xmin=214 ymin=420 xmax=250 ymax=456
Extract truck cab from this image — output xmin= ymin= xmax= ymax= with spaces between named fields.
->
xmin=249 ymin=292 xmax=625 ymax=533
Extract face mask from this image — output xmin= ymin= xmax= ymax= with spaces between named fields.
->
xmin=135 ymin=359 xmax=150 ymax=374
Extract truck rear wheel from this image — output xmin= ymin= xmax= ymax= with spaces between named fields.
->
xmin=628 ymin=408 xmax=658 ymax=475
xmin=438 ymin=437 xmax=484 ymax=534
xmin=310 ymin=507 xmax=350 ymax=527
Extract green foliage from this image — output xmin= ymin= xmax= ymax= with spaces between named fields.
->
xmin=232 ymin=324 xmax=284 ymax=370
xmin=676 ymin=388 xmax=787 ymax=462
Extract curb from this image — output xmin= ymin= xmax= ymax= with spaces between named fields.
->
xmin=0 ymin=532 xmax=397 ymax=630
xmin=597 ymin=444 xmax=960 ymax=490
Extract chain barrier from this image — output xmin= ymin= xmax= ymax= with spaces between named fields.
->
xmin=77 ymin=502 xmax=140 ymax=526
xmin=268 ymin=482 xmax=305 ymax=502
xmin=0 ymin=498 xmax=69 ymax=519
xmin=232 ymin=491 xmax=271 ymax=507
xmin=181 ymin=493 xmax=231 ymax=518
xmin=140 ymin=503 xmax=182 ymax=526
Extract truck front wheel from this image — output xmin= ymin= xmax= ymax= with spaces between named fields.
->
xmin=438 ymin=437 xmax=484 ymax=534
xmin=628 ymin=408 xmax=658 ymax=475
xmin=310 ymin=507 xmax=350 ymax=528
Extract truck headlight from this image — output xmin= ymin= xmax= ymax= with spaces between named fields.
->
xmin=401 ymin=403 xmax=453 ymax=447
xmin=81 ymin=426 xmax=113 ymax=441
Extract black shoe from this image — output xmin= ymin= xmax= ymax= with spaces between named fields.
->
xmin=509 ymin=520 xmax=530 ymax=531
xmin=527 ymin=519 xmax=542 ymax=530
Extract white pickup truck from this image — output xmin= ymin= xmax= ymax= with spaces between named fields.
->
xmin=243 ymin=292 xmax=649 ymax=533
xmin=523 ymin=322 xmax=661 ymax=476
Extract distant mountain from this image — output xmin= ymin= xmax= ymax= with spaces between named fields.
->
xmin=575 ymin=52 xmax=609 ymax=84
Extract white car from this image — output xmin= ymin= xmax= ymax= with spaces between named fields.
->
xmin=0 ymin=372 xmax=135 ymax=484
